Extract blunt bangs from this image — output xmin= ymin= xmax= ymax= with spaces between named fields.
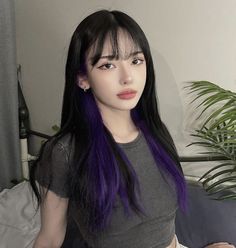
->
xmin=81 ymin=10 xmax=151 ymax=67
xmin=88 ymin=29 xmax=142 ymax=66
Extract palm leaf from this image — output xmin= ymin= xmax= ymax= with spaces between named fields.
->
xmin=200 ymin=104 xmax=236 ymax=129
xmin=202 ymin=168 xmax=236 ymax=186
xmin=199 ymin=162 xmax=235 ymax=181
xmin=212 ymin=194 xmax=236 ymax=200
xmin=186 ymin=81 xmax=236 ymax=199
xmin=207 ymin=184 xmax=236 ymax=195
xmin=204 ymin=176 xmax=236 ymax=192
xmin=197 ymin=96 xmax=234 ymax=119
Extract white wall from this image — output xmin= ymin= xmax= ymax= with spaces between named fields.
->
xmin=14 ymin=0 xmax=236 ymax=176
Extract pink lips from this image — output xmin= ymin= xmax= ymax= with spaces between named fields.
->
xmin=117 ymin=89 xmax=137 ymax=100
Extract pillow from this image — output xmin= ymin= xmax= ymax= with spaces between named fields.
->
xmin=175 ymin=183 xmax=236 ymax=248
xmin=0 ymin=181 xmax=40 ymax=248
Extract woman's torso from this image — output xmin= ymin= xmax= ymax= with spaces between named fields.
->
xmin=65 ymin=131 xmax=178 ymax=248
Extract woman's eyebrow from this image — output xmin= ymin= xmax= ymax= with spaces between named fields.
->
xmin=127 ymin=51 xmax=143 ymax=57
xmin=98 ymin=54 xmax=117 ymax=60
xmin=88 ymin=54 xmax=115 ymax=64
xmin=90 ymin=51 xmax=143 ymax=62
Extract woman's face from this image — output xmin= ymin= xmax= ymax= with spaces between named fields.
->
xmin=79 ymin=30 xmax=147 ymax=116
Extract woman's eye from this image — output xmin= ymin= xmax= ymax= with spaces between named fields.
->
xmin=132 ymin=58 xmax=144 ymax=65
xmin=98 ymin=63 xmax=114 ymax=70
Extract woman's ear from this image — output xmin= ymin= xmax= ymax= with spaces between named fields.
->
xmin=76 ymin=74 xmax=90 ymax=91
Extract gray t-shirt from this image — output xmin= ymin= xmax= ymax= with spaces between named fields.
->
xmin=36 ymin=131 xmax=178 ymax=248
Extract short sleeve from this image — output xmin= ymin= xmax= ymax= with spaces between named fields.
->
xmin=35 ymin=140 xmax=70 ymax=198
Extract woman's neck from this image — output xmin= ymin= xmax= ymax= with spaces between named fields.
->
xmin=101 ymin=109 xmax=139 ymax=143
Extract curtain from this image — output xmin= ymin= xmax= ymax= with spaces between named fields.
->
xmin=0 ymin=0 xmax=21 ymax=190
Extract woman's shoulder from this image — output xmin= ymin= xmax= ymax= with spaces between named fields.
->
xmin=42 ymin=132 xmax=75 ymax=161
xmin=56 ymin=132 xmax=74 ymax=151
xmin=35 ymin=133 xmax=74 ymax=197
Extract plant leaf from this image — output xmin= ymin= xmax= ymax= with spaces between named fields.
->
xmin=199 ymin=162 xmax=235 ymax=181
xmin=205 ymin=176 xmax=236 ymax=192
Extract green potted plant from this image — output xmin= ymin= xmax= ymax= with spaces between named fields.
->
xmin=185 ymin=81 xmax=236 ymax=200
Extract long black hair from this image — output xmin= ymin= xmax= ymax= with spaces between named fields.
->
xmin=30 ymin=10 xmax=186 ymax=233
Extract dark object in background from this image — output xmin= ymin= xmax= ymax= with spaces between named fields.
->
xmin=175 ymin=184 xmax=236 ymax=248
xmin=18 ymin=80 xmax=29 ymax=139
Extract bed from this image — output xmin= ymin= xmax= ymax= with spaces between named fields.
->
xmin=0 ymin=181 xmax=40 ymax=248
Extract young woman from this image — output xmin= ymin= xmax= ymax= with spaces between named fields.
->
xmin=30 ymin=10 xmax=187 ymax=248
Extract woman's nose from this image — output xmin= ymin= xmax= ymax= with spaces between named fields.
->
xmin=119 ymin=65 xmax=133 ymax=85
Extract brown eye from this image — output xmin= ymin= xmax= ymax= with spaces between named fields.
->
xmin=98 ymin=63 xmax=115 ymax=70
xmin=132 ymin=58 xmax=144 ymax=65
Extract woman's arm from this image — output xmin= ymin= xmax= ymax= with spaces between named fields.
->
xmin=33 ymin=187 xmax=69 ymax=248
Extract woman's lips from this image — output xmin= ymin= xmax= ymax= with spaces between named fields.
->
xmin=117 ymin=90 xmax=137 ymax=100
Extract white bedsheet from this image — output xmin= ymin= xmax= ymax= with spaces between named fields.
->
xmin=0 ymin=181 xmax=40 ymax=248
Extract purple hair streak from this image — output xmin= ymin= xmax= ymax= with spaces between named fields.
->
xmin=78 ymin=91 xmax=186 ymax=232
xmin=80 ymin=92 xmax=145 ymax=231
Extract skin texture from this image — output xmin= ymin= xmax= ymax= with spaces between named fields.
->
xmin=77 ymin=30 xmax=146 ymax=142
xmin=33 ymin=188 xmax=68 ymax=248
xmin=205 ymin=243 xmax=235 ymax=248
xmin=82 ymin=30 xmax=146 ymax=112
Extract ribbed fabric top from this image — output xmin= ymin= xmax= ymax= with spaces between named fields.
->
xmin=36 ymin=131 xmax=178 ymax=248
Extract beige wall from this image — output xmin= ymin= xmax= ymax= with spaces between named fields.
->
xmin=14 ymin=0 xmax=236 ymax=176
